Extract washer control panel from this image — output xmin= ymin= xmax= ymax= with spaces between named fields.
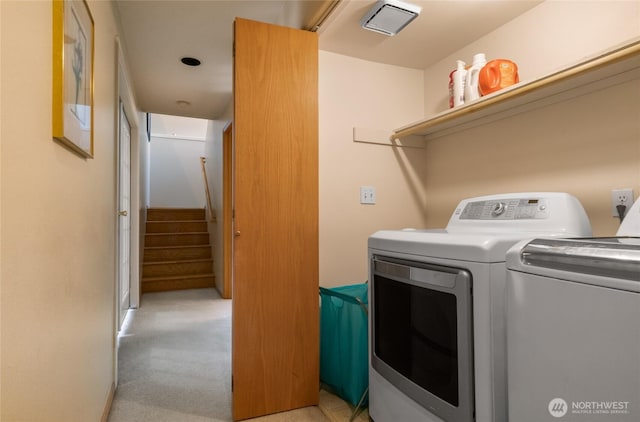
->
xmin=458 ymin=198 xmax=549 ymax=220
xmin=447 ymin=193 xmax=591 ymax=235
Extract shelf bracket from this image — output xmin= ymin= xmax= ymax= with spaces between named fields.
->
xmin=353 ymin=127 xmax=424 ymax=148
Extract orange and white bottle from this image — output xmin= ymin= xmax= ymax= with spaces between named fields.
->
xmin=479 ymin=59 xmax=519 ymax=95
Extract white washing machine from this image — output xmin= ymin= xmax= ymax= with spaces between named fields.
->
xmin=506 ymin=198 xmax=640 ymax=422
xmin=368 ymin=193 xmax=592 ymax=422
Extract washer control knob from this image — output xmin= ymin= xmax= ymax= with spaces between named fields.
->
xmin=492 ymin=202 xmax=506 ymax=216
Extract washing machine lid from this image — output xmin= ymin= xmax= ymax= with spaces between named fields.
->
xmin=507 ymin=237 xmax=640 ymax=291
xmin=369 ymin=229 xmax=555 ymax=263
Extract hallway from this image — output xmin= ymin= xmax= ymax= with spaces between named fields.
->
xmin=107 ymin=289 xmax=363 ymax=422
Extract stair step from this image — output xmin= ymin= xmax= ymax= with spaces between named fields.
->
xmin=143 ymin=208 xmax=213 ymax=293
xmin=147 ymin=208 xmax=206 ymax=221
xmin=144 ymin=245 xmax=212 ymax=262
xmin=145 ymin=232 xmax=210 ymax=247
xmin=146 ymin=220 xmax=208 ymax=233
xmin=142 ymin=259 xmax=213 ymax=278
xmin=142 ymin=274 xmax=215 ymax=293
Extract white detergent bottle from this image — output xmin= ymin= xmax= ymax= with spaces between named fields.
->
xmin=453 ymin=60 xmax=467 ymax=107
xmin=464 ymin=53 xmax=487 ymax=102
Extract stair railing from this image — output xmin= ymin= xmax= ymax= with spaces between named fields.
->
xmin=200 ymin=156 xmax=216 ymax=222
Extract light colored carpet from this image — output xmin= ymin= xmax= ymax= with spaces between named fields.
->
xmin=108 ymin=288 xmax=233 ymax=422
xmin=107 ymin=288 xmax=366 ymax=422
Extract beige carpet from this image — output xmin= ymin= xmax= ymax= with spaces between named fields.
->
xmin=107 ymin=288 xmax=368 ymax=422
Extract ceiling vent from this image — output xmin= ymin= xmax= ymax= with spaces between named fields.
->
xmin=360 ymin=0 xmax=421 ymax=36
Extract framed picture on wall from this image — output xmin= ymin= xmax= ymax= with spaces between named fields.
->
xmin=52 ymin=0 xmax=95 ymax=158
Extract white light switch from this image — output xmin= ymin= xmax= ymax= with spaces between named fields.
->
xmin=360 ymin=186 xmax=376 ymax=204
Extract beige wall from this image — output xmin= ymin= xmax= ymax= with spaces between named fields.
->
xmin=424 ymin=0 xmax=640 ymax=114
xmin=421 ymin=0 xmax=640 ymax=235
xmin=424 ymin=79 xmax=640 ymax=235
xmin=319 ymin=51 xmax=427 ymax=286
xmin=1 ymin=1 xmax=137 ymax=420
xmin=148 ymin=136 xmax=206 ymax=208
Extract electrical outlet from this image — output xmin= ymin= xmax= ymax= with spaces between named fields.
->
xmin=360 ymin=186 xmax=376 ymax=205
xmin=611 ymin=188 xmax=634 ymax=217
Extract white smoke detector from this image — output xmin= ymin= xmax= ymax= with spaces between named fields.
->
xmin=360 ymin=0 xmax=421 ymax=36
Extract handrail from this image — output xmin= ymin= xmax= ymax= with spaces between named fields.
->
xmin=200 ymin=156 xmax=216 ymax=223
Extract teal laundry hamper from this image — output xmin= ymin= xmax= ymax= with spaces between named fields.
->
xmin=319 ymin=283 xmax=368 ymax=420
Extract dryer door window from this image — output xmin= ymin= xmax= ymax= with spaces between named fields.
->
xmin=371 ymin=256 xmax=475 ymax=422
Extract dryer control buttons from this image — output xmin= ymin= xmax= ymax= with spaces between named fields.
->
xmin=460 ymin=198 xmax=550 ymax=220
xmin=492 ymin=202 xmax=506 ymax=217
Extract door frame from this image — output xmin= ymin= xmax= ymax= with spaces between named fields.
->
xmin=114 ymin=36 xmax=141 ymax=384
xmin=117 ymin=100 xmax=132 ymax=327
xmin=116 ymin=38 xmax=141 ymax=313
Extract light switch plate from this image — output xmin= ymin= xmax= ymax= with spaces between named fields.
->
xmin=360 ymin=186 xmax=376 ymax=204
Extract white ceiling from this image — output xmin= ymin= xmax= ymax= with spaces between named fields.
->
xmin=114 ymin=0 xmax=331 ymax=120
xmin=320 ymin=0 xmax=543 ymax=69
xmin=115 ymin=0 xmax=542 ymax=121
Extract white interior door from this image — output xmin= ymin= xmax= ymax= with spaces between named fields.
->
xmin=118 ymin=101 xmax=131 ymax=327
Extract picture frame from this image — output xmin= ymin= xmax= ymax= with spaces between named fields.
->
xmin=52 ymin=0 xmax=94 ymax=158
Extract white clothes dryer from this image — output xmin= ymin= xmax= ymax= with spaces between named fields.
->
xmin=506 ymin=198 xmax=640 ymax=422
xmin=368 ymin=192 xmax=592 ymax=422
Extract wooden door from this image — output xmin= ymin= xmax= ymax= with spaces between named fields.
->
xmin=232 ymin=18 xmax=319 ymax=421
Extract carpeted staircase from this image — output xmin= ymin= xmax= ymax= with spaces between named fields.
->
xmin=142 ymin=208 xmax=215 ymax=293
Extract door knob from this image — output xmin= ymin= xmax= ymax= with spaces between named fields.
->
xmin=234 ymin=231 xmax=241 ymax=237
xmin=118 ymin=210 xmax=128 ymax=217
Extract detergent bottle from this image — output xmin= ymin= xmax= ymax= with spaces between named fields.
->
xmin=464 ymin=53 xmax=486 ymax=102
xmin=452 ymin=60 xmax=467 ymax=107
xmin=479 ymin=59 xmax=519 ymax=95
xmin=448 ymin=70 xmax=455 ymax=108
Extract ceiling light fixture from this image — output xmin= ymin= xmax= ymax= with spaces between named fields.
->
xmin=360 ymin=0 xmax=421 ymax=36
xmin=181 ymin=57 xmax=201 ymax=66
